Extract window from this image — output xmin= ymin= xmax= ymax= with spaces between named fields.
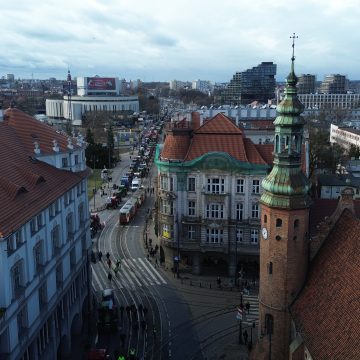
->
xmin=206 ymin=228 xmax=224 ymax=243
xmin=276 ymin=218 xmax=282 ymax=227
xmin=294 ymin=219 xmax=299 ymax=228
xmin=268 ymin=262 xmax=273 ymax=275
xmin=64 ymin=192 xmax=69 ymax=207
xmin=70 ymin=248 xmax=76 ymax=269
xmin=265 ymin=314 xmax=274 ymax=335
xmin=160 ymin=199 xmax=174 ymax=215
xmin=17 ymin=307 xmax=28 ymax=337
xmin=236 ymin=179 xmax=244 ymax=193
xmin=33 ymin=241 xmax=43 ymax=272
xmin=12 ymin=260 xmax=24 ymax=297
xmin=188 ymin=201 xmax=196 ymax=216
xmin=66 ymin=213 xmax=74 ymax=241
xmin=236 ymin=202 xmax=243 ymax=220
xmin=252 ymin=179 xmax=260 ymax=194
xmin=51 ymin=225 xmax=61 ymax=255
xmin=56 ymin=263 xmax=63 ymax=286
xmin=207 ymin=177 xmax=225 ymax=194
xmin=30 ymin=218 xmax=37 ymax=235
xmin=251 ymin=203 xmax=259 ymax=218
xmin=169 ymin=176 xmax=174 ymax=191
xmin=188 ymin=177 xmax=196 ymax=192
xmin=49 ymin=202 xmax=56 ymax=218
xmin=62 ymin=157 xmax=68 ymax=168
xmin=188 ymin=225 xmax=195 ymax=240
xmin=38 ymin=283 xmax=47 ymax=308
xmin=160 ymin=175 xmax=168 ymax=190
xmin=75 ymin=155 xmax=79 ymax=165
xmin=264 ymin=215 xmax=267 ymax=223
xmin=250 ymin=229 xmax=259 ymax=244
xmin=206 ymin=203 xmax=224 ymax=219
xmin=78 ymin=203 xmax=85 ymax=225
xmin=236 ymin=228 xmax=243 ymax=242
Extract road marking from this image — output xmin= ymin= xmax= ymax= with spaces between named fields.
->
xmin=130 ymin=258 xmax=156 ymax=285
xmin=139 ymin=258 xmax=167 ymax=284
xmin=137 ymin=258 xmax=165 ymax=285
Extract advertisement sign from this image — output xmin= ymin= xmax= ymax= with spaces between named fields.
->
xmin=87 ymin=77 xmax=115 ymax=90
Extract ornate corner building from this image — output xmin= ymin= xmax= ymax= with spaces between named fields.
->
xmin=155 ymin=112 xmax=273 ymax=275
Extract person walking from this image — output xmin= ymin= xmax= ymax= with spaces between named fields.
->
xmin=98 ymin=250 xmax=103 ymax=261
xmin=106 ymin=252 xmax=110 ymax=260
xmin=245 ymin=302 xmax=251 ymax=314
xmin=107 ymin=272 xmax=112 ymax=282
xmin=107 ymin=258 xmax=112 ymax=268
xmin=243 ymin=330 xmax=249 ymax=345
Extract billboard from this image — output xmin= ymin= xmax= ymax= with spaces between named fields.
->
xmin=87 ymin=77 xmax=116 ymax=90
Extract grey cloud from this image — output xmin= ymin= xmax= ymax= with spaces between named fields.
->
xmin=149 ymin=33 xmax=177 ymax=47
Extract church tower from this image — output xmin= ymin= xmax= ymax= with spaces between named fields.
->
xmin=257 ymin=35 xmax=312 ymax=360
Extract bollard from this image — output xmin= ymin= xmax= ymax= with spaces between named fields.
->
xmin=209 ymin=283 xmax=211 ymax=289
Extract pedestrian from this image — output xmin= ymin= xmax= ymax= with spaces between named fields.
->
xmin=116 ymin=259 xmax=121 ymax=269
xmin=245 ymin=302 xmax=250 ymax=314
xmin=120 ymin=305 xmax=124 ymax=319
xmin=107 ymin=272 xmax=112 ymax=282
xmin=155 ymin=258 xmax=158 ymax=267
xmin=243 ymin=330 xmax=249 ymax=345
xmin=106 ymin=252 xmax=110 ymax=260
xmin=217 ymin=276 xmax=222 ymax=288
xmin=126 ymin=306 xmax=131 ymax=317
xmin=114 ymin=266 xmax=118 ymax=277
xmin=98 ymin=250 xmax=103 ymax=261
xmin=107 ymin=258 xmax=112 ymax=268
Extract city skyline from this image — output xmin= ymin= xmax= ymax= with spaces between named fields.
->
xmin=1 ymin=0 xmax=360 ymax=82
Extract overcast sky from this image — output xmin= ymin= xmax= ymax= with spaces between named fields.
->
xmin=1 ymin=0 xmax=359 ymax=82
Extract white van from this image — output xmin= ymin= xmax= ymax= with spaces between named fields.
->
xmin=130 ymin=177 xmax=141 ymax=192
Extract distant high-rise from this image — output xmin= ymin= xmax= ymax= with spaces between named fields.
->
xmin=223 ymin=62 xmax=277 ymax=105
xmin=297 ymin=74 xmax=316 ymax=94
xmin=320 ymin=74 xmax=347 ymax=94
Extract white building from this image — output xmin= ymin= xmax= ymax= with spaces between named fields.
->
xmin=298 ymin=93 xmax=360 ymax=109
xmin=191 ymin=79 xmax=213 ymax=94
xmin=46 ymin=76 xmax=139 ymax=126
xmin=330 ymin=123 xmax=360 ymax=150
xmin=0 ymin=107 xmax=91 ymax=359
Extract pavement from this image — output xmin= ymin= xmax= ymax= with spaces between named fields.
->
xmin=88 ymin=150 xmax=257 ymax=360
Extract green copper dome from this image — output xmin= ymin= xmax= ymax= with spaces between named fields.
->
xmin=261 ymin=53 xmax=311 ymax=209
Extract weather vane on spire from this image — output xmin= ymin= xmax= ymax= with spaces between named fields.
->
xmin=290 ymin=33 xmax=298 ymax=61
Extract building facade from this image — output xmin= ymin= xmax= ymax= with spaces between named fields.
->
xmin=330 ymin=123 xmax=360 ymax=150
xmin=0 ymin=108 xmax=91 ymax=360
xmin=319 ymin=74 xmax=347 ymax=94
xmin=223 ymin=62 xmax=277 ymax=105
xmin=298 ymin=93 xmax=360 ymax=109
xmin=155 ymin=113 xmax=272 ymax=275
xmin=297 ymin=74 xmax=316 ymax=94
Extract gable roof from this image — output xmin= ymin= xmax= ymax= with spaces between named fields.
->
xmin=0 ymin=109 xmax=89 ymax=237
xmin=3 ymin=108 xmax=79 ymax=154
xmin=291 ymin=209 xmax=360 ymax=359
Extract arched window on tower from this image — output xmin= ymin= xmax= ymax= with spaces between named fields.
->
xmin=265 ymin=314 xmax=274 ymax=335
xmin=276 ymin=218 xmax=282 ymax=227
xmin=275 ymin=135 xmax=280 ymax=153
xmin=268 ymin=262 xmax=273 ymax=275
xmin=264 ymin=215 xmax=267 ymax=224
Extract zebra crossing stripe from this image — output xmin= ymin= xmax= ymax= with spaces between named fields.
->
xmin=127 ymin=258 xmax=156 ymax=285
xmin=138 ymin=258 xmax=167 ymax=285
xmin=134 ymin=258 xmax=160 ymax=285
xmin=122 ymin=259 xmax=143 ymax=287
xmin=91 ymin=267 xmax=103 ymax=290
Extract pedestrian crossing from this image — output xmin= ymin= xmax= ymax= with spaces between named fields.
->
xmin=240 ymin=293 xmax=259 ymax=325
xmin=92 ymin=256 xmax=167 ymax=290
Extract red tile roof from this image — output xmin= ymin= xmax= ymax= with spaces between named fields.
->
xmin=184 ymin=113 xmax=268 ymax=164
xmin=161 ymin=132 xmax=190 ymax=160
xmin=291 ymin=209 xmax=360 ymax=360
xmin=4 ymin=108 xmax=80 ymax=154
xmin=0 ymin=108 xmax=89 ymax=237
